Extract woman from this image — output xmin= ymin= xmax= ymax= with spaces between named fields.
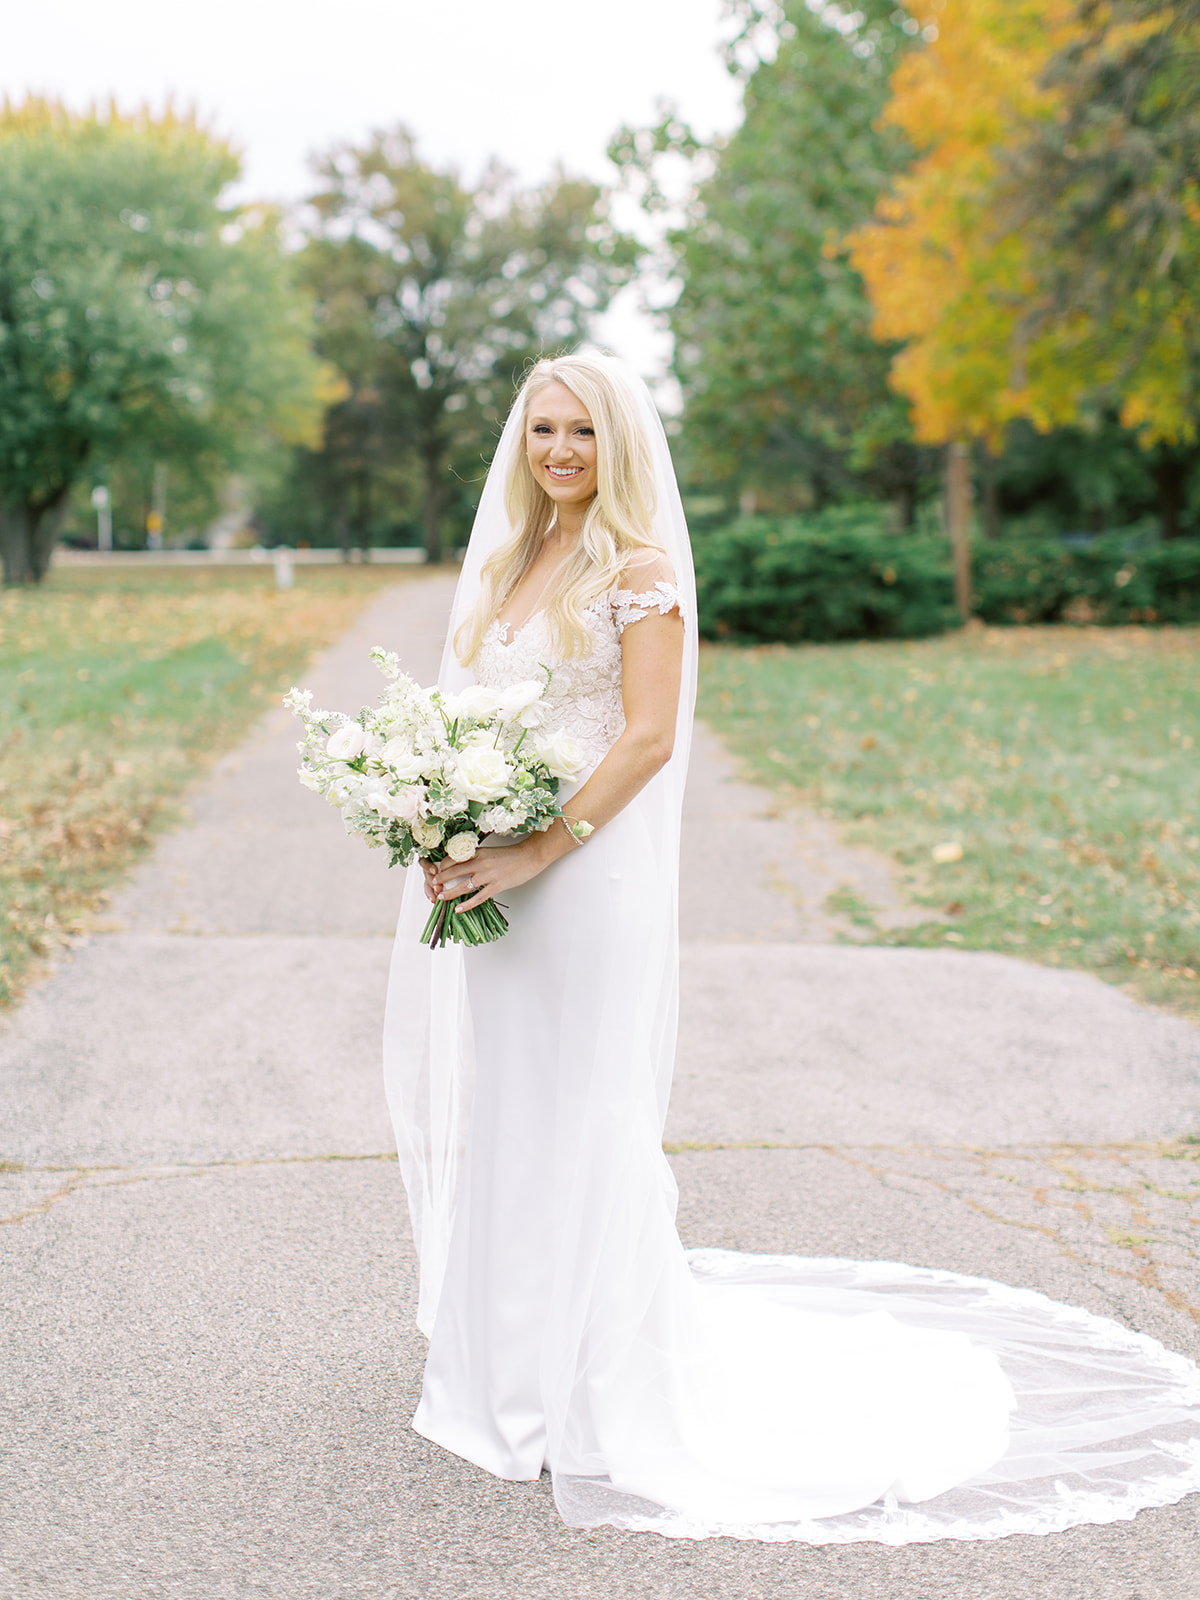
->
xmin=383 ymin=352 xmax=1200 ymax=1543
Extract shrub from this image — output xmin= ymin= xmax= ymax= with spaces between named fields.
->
xmin=973 ymin=533 xmax=1200 ymax=626
xmin=694 ymin=512 xmax=1200 ymax=643
xmin=693 ymin=507 xmax=957 ymax=643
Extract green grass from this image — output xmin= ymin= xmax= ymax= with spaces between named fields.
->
xmin=0 ymin=564 xmax=419 ymax=1004
xmin=698 ymin=624 xmax=1200 ymax=1019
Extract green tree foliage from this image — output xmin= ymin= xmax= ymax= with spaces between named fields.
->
xmin=612 ymin=2 xmax=933 ymax=522
xmin=0 ymin=99 xmax=329 ymax=584
xmin=1003 ymin=0 xmax=1200 ymax=534
xmin=291 ymin=128 xmax=636 ymax=562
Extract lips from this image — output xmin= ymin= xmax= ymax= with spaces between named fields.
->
xmin=546 ymin=466 xmax=583 ymax=479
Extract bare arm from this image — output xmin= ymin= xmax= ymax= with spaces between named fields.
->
xmin=431 ymin=599 xmax=684 ymax=912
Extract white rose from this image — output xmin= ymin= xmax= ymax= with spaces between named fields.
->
xmin=445 ymin=831 xmax=479 ymax=862
xmin=412 ymin=819 xmax=443 ymax=848
xmin=326 ymin=723 xmax=368 ymax=760
xmin=444 ymin=684 xmax=501 ymax=721
xmin=495 ymin=680 xmax=545 ymax=720
xmin=453 ymin=747 xmax=513 ymax=802
xmin=531 ymin=729 xmax=586 ymax=779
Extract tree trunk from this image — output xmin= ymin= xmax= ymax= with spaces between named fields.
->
xmin=0 ymin=495 xmax=70 ymax=585
xmin=945 ymin=442 xmax=973 ymax=619
xmin=336 ymin=502 xmax=350 ymax=563
xmin=422 ymin=448 xmax=444 ymax=565
xmin=1155 ymin=454 xmax=1189 ymax=540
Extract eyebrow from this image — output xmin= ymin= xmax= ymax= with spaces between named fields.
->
xmin=528 ymin=414 xmax=593 ymax=427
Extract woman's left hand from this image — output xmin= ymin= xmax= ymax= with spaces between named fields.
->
xmin=432 ymin=837 xmax=552 ymax=915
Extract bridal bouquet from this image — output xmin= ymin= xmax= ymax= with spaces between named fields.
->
xmin=284 ymin=647 xmax=586 ymax=948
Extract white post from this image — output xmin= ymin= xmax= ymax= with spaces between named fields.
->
xmin=91 ymin=486 xmax=112 ymax=551
xmin=273 ymin=545 xmax=294 ymax=591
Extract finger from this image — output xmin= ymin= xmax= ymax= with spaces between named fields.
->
xmin=453 ymin=889 xmax=494 ymax=914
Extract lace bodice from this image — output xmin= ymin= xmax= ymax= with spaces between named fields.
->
xmin=474 ymin=582 xmax=683 ymax=779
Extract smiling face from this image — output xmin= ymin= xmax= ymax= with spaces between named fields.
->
xmin=524 ymin=381 xmax=598 ymax=519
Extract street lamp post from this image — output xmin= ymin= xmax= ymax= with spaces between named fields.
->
xmin=91 ymin=486 xmax=112 ymax=552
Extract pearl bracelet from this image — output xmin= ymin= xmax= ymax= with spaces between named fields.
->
xmin=558 ymin=815 xmax=594 ymax=845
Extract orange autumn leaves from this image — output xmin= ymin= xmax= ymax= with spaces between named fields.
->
xmin=848 ymin=1 xmax=1198 ymax=448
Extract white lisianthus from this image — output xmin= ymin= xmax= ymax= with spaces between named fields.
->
xmin=531 ymin=728 xmax=586 ymax=779
xmin=389 ymin=786 xmax=423 ymax=824
xmin=495 ymin=680 xmax=544 ymax=720
xmin=517 ymin=701 xmax=546 ymax=730
xmin=366 ymin=786 xmax=423 ymax=823
xmin=380 ymin=743 xmax=429 ymax=780
xmin=444 ymin=684 xmax=501 ymax=721
xmin=454 ymin=747 xmax=513 ymax=802
xmin=412 ymin=819 xmax=443 ymax=848
xmin=445 ymin=831 xmax=479 ymax=862
xmin=326 ymin=723 xmax=369 ymax=760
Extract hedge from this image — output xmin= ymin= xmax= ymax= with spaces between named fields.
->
xmin=693 ymin=510 xmax=1200 ymax=642
xmin=693 ymin=508 xmax=957 ymax=643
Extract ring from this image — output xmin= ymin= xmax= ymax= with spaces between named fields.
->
xmin=467 ymin=875 xmax=475 ymax=890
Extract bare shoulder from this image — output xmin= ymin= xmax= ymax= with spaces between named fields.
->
xmin=615 ymin=547 xmax=677 ymax=594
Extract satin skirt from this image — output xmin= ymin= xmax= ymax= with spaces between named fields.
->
xmin=408 ymin=801 xmax=1200 ymax=1542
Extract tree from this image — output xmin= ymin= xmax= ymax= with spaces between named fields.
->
xmin=611 ymin=2 xmax=933 ymax=522
xmin=299 ymin=129 xmax=636 ymax=562
xmin=848 ymin=1 xmax=1200 ymax=534
xmin=0 ymin=98 xmax=330 ymax=584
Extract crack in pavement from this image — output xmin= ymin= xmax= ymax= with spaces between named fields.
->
xmin=0 ymin=1151 xmax=398 ymax=1226
xmin=7 ymin=1140 xmax=1197 ymax=1326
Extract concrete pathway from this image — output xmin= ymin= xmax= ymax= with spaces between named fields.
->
xmin=3 ymin=572 xmax=1199 ymax=1600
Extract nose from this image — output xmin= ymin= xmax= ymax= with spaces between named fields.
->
xmin=549 ymin=430 xmax=575 ymax=460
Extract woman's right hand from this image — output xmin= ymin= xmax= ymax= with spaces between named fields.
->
xmin=422 ymin=858 xmax=440 ymax=904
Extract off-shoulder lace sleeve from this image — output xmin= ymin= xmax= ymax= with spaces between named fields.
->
xmin=611 ymin=580 xmax=685 ymax=634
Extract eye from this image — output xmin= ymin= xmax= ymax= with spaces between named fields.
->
xmin=577 ymin=426 xmax=594 ymax=437
xmin=531 ymin=423 xmax=552 ymax=434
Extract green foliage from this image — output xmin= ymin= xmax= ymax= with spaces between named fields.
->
xmin=694 ymin=508 xmax=1200 ymax=645
xmin=0 ymin=100 xmax=328 ymax=583
xmin=974 ymin=534 xmax=1200 ymax=625
xmin=698 ymin=625 xmax=1200 ymax=1018
xmin=693 ymin=508 xmax=957 ymax=643
xmin=284 ymin=129 xmax=636 ymax=560
xmin=612 ymin=3 xmax=933 ymax=516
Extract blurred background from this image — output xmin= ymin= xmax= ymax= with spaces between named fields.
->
xmin=3 ymin=0 xmax=1197 ymax=607
xmin=2 ymin=1 xmax=1198 ymax=1015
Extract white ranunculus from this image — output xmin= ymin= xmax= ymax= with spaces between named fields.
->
xmin=326 ymin=723 xmax=369 ymax=760
xmin=412 ymin=819 xmax=443 ymax=848
xmin=444 ymin=831 xmax=479 ymax=862
xmin=531 ymin=729 xmax=586 ymax=779
xmin=453 ymin=746 xmax=513 ymax=802
xmin=379 ymin=743 xmax=429 ymax=781
xmin=495 ymin=680 xmax=545 ymax=720
xmin=444 ymin=684 xmax=500 ymax=721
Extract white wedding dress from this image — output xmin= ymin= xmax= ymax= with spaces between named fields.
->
xmin=382 ymin=356 xmax=1200 ymax=1544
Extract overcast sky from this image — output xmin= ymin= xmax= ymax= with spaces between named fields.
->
xmin=5 ymin=0 xmax=749 ymax=375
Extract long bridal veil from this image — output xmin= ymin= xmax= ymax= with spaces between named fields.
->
xmin=381 ymin=353 xmax=1200 ymax=1544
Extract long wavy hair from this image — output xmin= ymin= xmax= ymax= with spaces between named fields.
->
xmin=455 ymin=353 xmax=664 ymax=665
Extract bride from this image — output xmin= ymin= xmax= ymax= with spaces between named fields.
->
xmin=382 ymin=351 xmax=1200 ymax=1542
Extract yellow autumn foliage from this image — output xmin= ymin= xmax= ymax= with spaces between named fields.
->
xmin=849 ymin=0 xmax=1198 ymax=447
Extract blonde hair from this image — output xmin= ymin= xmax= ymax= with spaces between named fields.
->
xmin=455 ymin=353 xmax=664 ymax=664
